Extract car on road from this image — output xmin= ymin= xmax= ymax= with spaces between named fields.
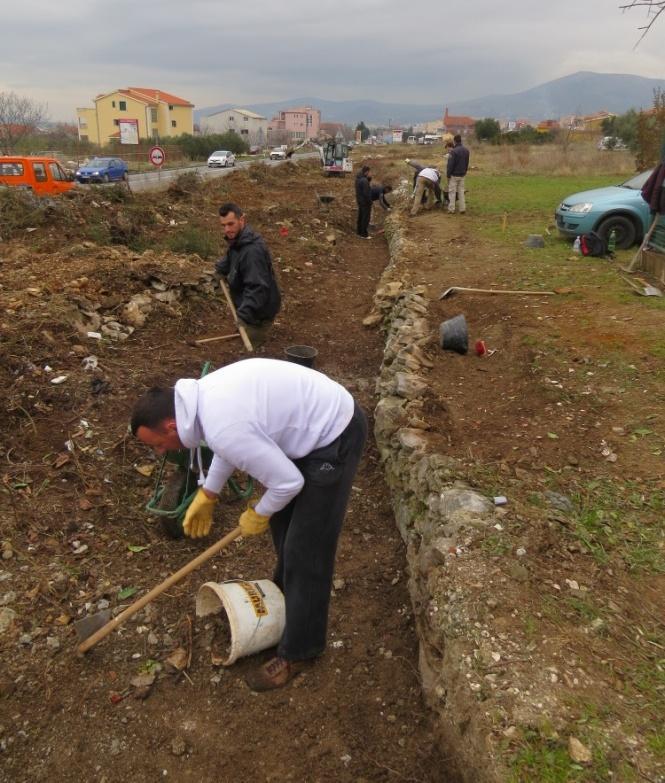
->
xmin=269 ymin=148 xmax=287 ymax=160
xmin=555 ymin=170 xmax=653 ymax=249
xmin=76 ymin=157 xmax=128 ymax=184
xmin=207 ymin=150 xmax=236 ymax=168
xmin=0 ymin=155 xmax=75 ymax=196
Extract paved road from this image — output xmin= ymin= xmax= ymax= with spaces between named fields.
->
xmin=125 ymin=153 xmax=319 ymax=192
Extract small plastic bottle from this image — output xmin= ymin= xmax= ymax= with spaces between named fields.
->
xmin=608 ymin=229 xmax=617 ymax=254
xmin=573 ymin=236 xmax=581 ymax=254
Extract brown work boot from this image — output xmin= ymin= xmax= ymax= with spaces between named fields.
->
xmin=245 ymin=656 xmax=307 ymax=692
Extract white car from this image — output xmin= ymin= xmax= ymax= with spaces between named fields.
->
xmin=269 ymin=148 xmax=287 ymax=160
xmin=207 ymin=150 xmax=236 ymax=168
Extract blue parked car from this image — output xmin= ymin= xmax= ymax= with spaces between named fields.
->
xmin=555 ymin=170 xmax=653 ymax=249
xmin=76 ymin=157 xmax=128 ymax=184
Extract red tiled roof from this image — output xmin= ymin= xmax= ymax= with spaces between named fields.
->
xmin=124 ymin=88 xmax=194 ymax=107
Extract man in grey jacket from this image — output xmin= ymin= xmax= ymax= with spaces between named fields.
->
xmin=131 ymin=358 xmax=367 ymax=691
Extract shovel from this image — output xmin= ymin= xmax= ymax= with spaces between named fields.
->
xmin=440 ymin=286 xmax=557 ymax=300
xmin=75 ymin=526 xmax=242 ymax=655
xmin=219 ymin=279 xmax=254 ymax=353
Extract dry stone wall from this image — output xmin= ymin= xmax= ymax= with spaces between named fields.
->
xmin=373 ymin=217 xmax=507 ymax=783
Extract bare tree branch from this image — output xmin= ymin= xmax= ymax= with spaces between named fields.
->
xmin=620 ymin=1 xmax=665 ymax=45
xmin=0 ymin=92 xmax=49 ymax=154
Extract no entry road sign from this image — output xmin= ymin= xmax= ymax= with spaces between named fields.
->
xmin=148 ymin=146 xmax=166 ymax=167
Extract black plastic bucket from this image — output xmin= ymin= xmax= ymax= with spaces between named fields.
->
xmin=439 ymin=314 xmax=468 ymax=354
xmin=284 ymin=345 xmax=318 ymax=368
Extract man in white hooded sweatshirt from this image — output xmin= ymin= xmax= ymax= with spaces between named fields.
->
xmin=131 ymin=357 xmax=367 ymax=691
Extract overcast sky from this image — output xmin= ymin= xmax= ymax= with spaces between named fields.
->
xmin=2 ymin=0 xmax=663 ymax=122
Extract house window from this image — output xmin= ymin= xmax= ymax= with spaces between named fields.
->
xmin=171 ymin=120 xmax=177 ymax=128
xmin=79 ymin=118 xmax=87 ymax=128
xmin=240 ymin=129 xmax=248 ymax=135
xmin=80 ymin=135 xmax=88 ymax=142
xmin=119 ymin=100 xmax=127 ymax=111
xmin=112 ymin=101 xmax=116 ymax=108
xmin=168 ymin=104 xmax=174 ymax=110
xmin=150 ymin=108 xmax=158 ymax=123
xmin=32 ymin=163 xmax=47 ymax=182
xmin=244 ymin=116 xmax=249 ymax=122
xmin=229 ymin=116 xmax=234 ymax=122
xmin=113 ymin=119 xmax=119 ymax=126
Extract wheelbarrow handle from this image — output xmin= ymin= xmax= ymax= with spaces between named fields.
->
xmin=76 ymin=526 xmax=243 ymax=655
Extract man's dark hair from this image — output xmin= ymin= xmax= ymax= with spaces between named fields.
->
xmin=218 ymin=202 xmax=244 ymax=218
xmin=361 ymin=165 xmax=371 ymax=175
xmin=130 ymin=387 xmax=176 ymax=435
xmin=454 ymin=134 xmax=462 ymax=144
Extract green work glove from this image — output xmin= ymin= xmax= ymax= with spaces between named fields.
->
xmin=238 ymin=505 xmax=270 ymax=536
xmin=183 ymin=488 xmax=217 ymax=538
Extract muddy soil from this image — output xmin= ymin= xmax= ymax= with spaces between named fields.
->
xmin=0 ymin=164 xmax=447 ymax=782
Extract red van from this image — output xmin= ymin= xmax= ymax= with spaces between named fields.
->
xmin=0 ymin=156 xmax=75 ymax=196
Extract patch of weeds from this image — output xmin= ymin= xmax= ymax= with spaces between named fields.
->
xmin=166 ymin=225 xmax=218 ymax=258
xmin=570 ymin=478 xmax=665 ymax=574
xmin=508 ymin=732 xmax=585 ymax=783
xmin=523 ymin=613 xmax=540 ymax=639
xmin=565 ymin=595 xmax=601 ymax=623
xmin=83 ymin=222 xmax=111 ymax=245
xmin=646 ymin=731 xmax=665 ymax=758
xmin=480 ymin=532 xmax=511 ymax=556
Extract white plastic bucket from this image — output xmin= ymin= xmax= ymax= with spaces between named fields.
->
xmin=195 ymin=579 xmax=285 ymax=665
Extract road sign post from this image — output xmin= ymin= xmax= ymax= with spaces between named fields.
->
xmin=148 ymin=145 xmax=166 ymax=168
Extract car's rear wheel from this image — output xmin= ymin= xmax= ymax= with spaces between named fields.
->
xmin=597 ymin=215 xmax=638 ymax=250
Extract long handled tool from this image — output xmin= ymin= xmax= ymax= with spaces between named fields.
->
xmin=219 ymin=279 xmax=253 ymax=352
xmin=621 ymin=213 xmax=660 ymax=273
xmin=194 ymin=332 xmax=241 ymax=345
xmin=75 ymin=526 xmax=242 ymax=655
xmin=439 ymin=286 xmax=557 ymax=300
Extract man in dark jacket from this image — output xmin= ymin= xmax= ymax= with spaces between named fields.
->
xmin=370 ymin=183 xmax=393 ymax=210
xmin=447 ymin=134 xmax=470 ymax=214
xmin=355 ymin=165 xmax=372 ymax=239
xmin=215 ymin=203 xmax=281 ymax=348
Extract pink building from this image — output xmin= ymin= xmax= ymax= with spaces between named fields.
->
xmin=268 ymin=106 xmax=321 ymax=143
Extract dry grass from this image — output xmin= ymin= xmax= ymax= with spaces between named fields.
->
xmin=473 ymin=142 xmax=637 ymax=176
xmin=357 ymin=141 xmax=638 ymax=179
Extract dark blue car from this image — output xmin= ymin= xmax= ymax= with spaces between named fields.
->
xmin=76 ymin=157 xmax=128 ymax=184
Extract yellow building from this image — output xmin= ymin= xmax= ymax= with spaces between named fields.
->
xmin=77 ymin=87 xmax=194 ymax=145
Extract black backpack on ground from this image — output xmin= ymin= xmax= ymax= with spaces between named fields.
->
xmin=579 ymin=231 xmax=608 ymax=258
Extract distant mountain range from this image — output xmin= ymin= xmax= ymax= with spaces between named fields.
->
xmin=195 ymin=71 xmax=665 ymax=127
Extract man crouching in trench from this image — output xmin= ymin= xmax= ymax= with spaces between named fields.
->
xmin=131 ymin=357 xmax=367 ymax=691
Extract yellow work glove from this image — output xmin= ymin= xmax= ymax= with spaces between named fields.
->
xmin=238 ymin=505 xmax=271 ymax=536
xmin=183 ymin=488 xmax=217 ymax=538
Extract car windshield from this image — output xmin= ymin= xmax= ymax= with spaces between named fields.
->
xmin=619 ymin=170 xmax=653 ymax=190
xmin=212 ymin=151 xmax=230 ymax=156
xmin=87 ymin=158 xmax=111 ymax=167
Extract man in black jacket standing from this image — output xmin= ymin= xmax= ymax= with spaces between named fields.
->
xmin=447 ymin=134 xmax=470 ymax=214
xmin=355 ymin=165 xmax=372 ymax=239
xmin=215 ymin=203 xmax=281 ymax=348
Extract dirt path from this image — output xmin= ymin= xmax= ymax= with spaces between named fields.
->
xmin=0 ymin=165 xmax=447 ymax=782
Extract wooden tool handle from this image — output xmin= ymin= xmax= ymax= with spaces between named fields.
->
xmin=76 ymin=526 xmax=242 ymax=655
xmin=219 ymin=279 xmax=253 ymax=352
xmin=195 ymin=332 xmax=241 ymax=345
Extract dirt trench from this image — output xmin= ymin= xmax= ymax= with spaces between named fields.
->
xmin=0 ymin=165 xmax=453 ymax=783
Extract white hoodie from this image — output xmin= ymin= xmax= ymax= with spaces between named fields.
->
xmin=174 ymin=358 xmax=354 ymax=516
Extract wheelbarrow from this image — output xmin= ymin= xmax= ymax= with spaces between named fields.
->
xmin=145 ymin=448 xmax=253 ymax=538
xmin=144 ymin=360 xmax=253 ymax=538
xmin=315 ymin=191 xmax=335 ymax=208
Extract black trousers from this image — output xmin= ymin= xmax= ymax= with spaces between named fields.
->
xmin=269 ymin=402 xmax=368 ymax=660
xmin=356 ymin=202 xmax=371 ymax=237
